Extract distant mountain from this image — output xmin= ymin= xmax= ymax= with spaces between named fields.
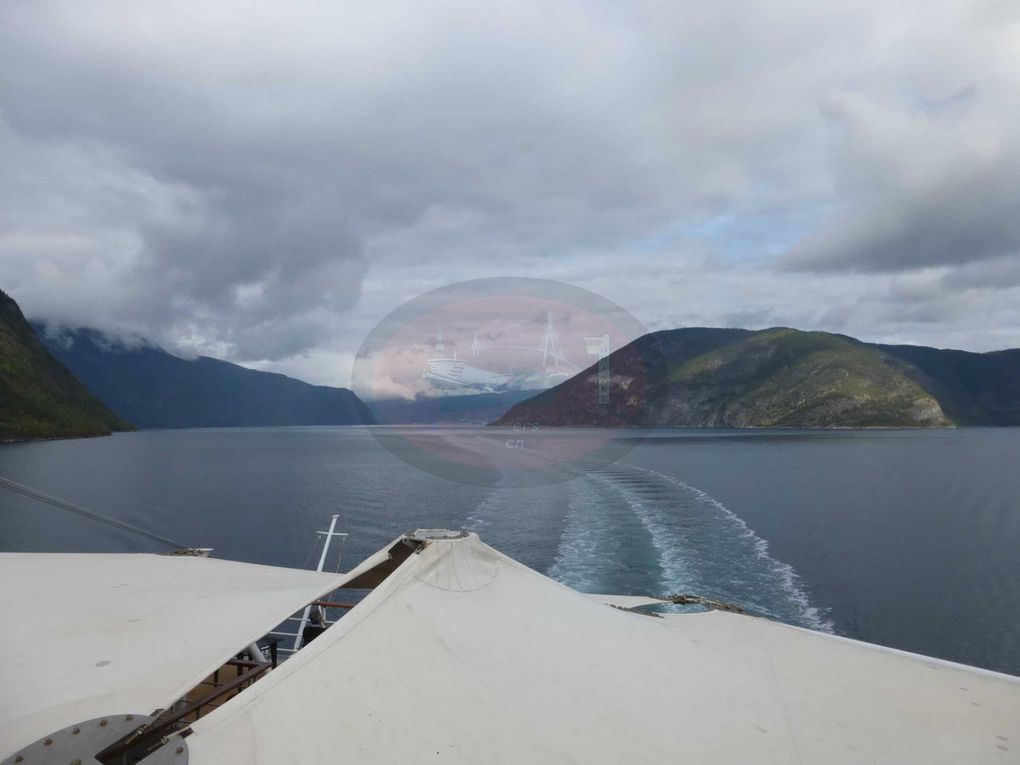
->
xmin=492 ymin=327 xmax=1020 ymax=428
xmin=0 ymin=291 xmax=131 ymax=440
xmin=370 ymin=390 xmax=543 ymax=425
xmin=35 ymin=325 xmax=374 ymax=429
xmin=876 ymin=343 xmax=1020 ymax=426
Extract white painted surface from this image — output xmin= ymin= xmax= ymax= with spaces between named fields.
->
xmin=585 ymin=593 xmax=668 ymax=609
xmin=0 ymin=553 xmax=349 ymax=758
xmin=157 ymin=534 xmax=1020 ymax=764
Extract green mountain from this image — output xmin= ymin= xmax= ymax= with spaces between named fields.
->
xmin=35 ymin=325 xmax=375 ymax=429
xmin=0 ymin=290 xmax=132 ymax=440
xmin=492 ymin=327 xmax=1020 ymax=428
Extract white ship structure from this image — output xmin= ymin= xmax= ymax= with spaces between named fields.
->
xmin=422 ymin=313 xmax=595 ymax=394
xmin=422 ymin=327 xmax=516 ymax=392
xmin=1 ymin=511 xmax=1018 ymax=764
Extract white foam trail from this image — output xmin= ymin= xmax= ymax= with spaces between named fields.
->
xmin=619 ymin=465 xmax=834 ymax=633
xmin=584 ymin=471 xmax=695 ymax=596
xmin=547 ymin=478 xmax=612 ymax=592
xmin=470 ymin=461 xmax=833 ymax=634
xmin=464 ymin=489 xmax=499 ymax=532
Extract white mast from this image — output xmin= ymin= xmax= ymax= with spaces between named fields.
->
xmin=292 ymin=514 xmax=346 ymax=652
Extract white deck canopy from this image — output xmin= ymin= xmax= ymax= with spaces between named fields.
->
xmin=0 ymin=552 xmax=350 ymax=759
xmin=141 ymin=532 xmax=1019 ymax=764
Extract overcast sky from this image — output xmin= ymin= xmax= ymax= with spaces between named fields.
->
xmin=2 ymin=1 xmax=1018 ymax=386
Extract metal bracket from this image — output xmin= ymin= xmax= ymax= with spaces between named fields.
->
xmin=1 ymin=714 xmax=156 ymax=765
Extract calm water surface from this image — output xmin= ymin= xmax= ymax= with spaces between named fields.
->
xmin=0 ymin=426 xmax=1017 ymax=675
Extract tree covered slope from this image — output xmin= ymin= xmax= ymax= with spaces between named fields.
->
xmin=0 ymin=290 xmax=132 ymax=440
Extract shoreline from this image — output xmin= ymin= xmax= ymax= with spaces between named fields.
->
xmin=0 ymin=430 xmax=120 ymax=446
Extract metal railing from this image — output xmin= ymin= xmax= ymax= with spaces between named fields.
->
xmin=266 ymin=599 xmax=356 ymax=659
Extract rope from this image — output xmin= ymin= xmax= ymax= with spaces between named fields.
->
xmin=334 ymin=533 xmax=348 ymax=573
xmin=0 ymin=476 xmax=189 ymax=551
xmin=300 ymin=533 xmax=319 ymax=570
xmin=662 ymin=593 xmax=747 ymax=614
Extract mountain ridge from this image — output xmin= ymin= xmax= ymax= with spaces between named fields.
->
xmin=35 ymin=324 xmax=375 ymax=429
xmin=492 ymin=327 xmax=1020 ymax=428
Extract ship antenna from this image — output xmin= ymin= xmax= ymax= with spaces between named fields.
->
xmin=540 ymin=311 xmax=567 ymax=370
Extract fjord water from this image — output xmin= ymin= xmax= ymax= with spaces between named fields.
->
xmin=1 ymin=426 xmax=1018 ymax=675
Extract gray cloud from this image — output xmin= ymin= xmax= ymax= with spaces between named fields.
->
xmin=942 ymin=255 xmax=1020 ymax=291
xmin=0 ymin=0 xmax=1018 ymax=376
xmin=782 ymin=88 xmax=1020 ymax=273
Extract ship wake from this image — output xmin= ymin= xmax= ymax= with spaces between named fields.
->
xmin=548 ymin=464 xmax=835 ymax=632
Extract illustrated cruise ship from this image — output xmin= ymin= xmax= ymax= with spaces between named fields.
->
xmin=422 ymin=314 xmax=586 ymax=394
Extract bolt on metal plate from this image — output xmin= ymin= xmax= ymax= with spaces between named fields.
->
xmin=2 ymin=714 xmax=156 ymax=765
